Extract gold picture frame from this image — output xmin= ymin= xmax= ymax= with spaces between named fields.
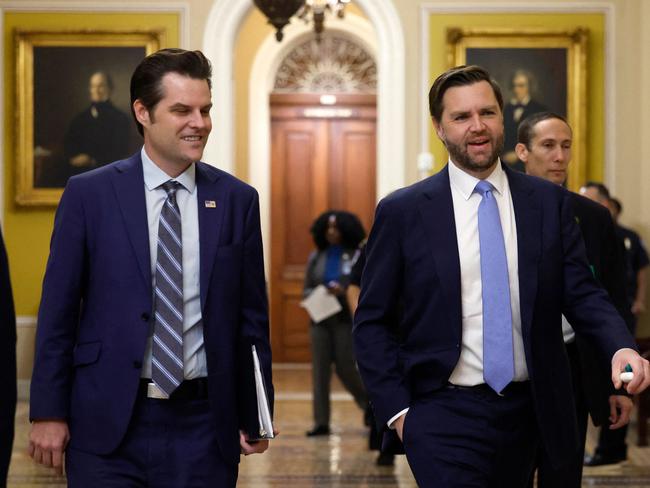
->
xmin=15 ymin=30 xmax=163 ymax=205
xmin=446 ymin=28 xmax=588 ymax=191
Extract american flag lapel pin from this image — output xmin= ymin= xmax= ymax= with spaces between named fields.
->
xmin=204 ymin=200 xmax=216 ymax=208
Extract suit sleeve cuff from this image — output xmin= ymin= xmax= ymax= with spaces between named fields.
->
xmin=387 ymin=408 xmax=409 ymax=429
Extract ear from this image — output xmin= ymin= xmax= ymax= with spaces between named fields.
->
xmin=133 ymin=99 xmax=151 ymax=128
xmin=432 ymin=117 xmax=445 ymax=141
xmin=514 ymin=142 xmax=529 ymax=163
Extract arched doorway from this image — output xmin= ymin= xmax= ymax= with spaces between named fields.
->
xmin=270 ymin=34 xmax=377 ymax=362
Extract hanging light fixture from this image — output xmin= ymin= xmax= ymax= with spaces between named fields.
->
xmin=253 ymin=0 xmax=305 ymax=42
xmin=298 ymin=0 xmax=350 ymax=41
xmin=253 ymin=0 xmax=351 ymax=43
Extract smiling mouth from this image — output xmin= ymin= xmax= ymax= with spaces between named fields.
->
xmin=181 ymin=135 xmax=202 ymax=142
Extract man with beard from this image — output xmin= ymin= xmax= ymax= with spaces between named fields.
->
xmin=353 ymin=65 xmax=650 ymax=487
xmin=515 ymin=112 xmax=632 ymax=487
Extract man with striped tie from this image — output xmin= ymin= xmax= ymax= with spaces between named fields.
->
xmin=28 ymin=48 xmax=273 ymax=487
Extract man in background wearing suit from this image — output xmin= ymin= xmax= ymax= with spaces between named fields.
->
xmin=353 ymin=65 xmax=650 ymax=487
xmin=515 ymin=112 xmax=633 ymax=487
xmin=0 ymin=227 xmax=16 ymax=486
xmin=29 ymin=48 xmax=273 ymax=487
xmin=580 ymin=184 xmax=649 ymax=466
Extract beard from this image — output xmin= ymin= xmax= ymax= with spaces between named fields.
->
xmin=443 ymin=132 xmax=504 ymax=173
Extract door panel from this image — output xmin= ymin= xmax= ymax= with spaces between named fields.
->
xmin=329 ymin=120 xmax=377 ymax=235
xmin=270 ymin=94 xmax=376 ymax=362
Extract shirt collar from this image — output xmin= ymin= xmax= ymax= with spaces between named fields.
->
xmin=141 ymin=147 xmax=196 ymax=194
xmin=448 ymin=158 xmax=506 ymax=201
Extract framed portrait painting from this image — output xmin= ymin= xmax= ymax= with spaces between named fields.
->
xmin=15 ymin=30 xmax=163 ymax=205
xmin=446 ymin=28 xmax=588 ymax=191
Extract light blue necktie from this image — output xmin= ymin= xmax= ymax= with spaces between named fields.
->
xmin=475 ymin=180 xmax=514 ymax=394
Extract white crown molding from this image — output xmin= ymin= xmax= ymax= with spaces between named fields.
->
xmin=420 ymin=1 xmax=615 ymax=189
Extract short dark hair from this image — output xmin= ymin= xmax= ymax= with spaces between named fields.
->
xmin=517 ymin=112 xmax=570 ymax=149
xmin=583 ymin=181 xmax=611 ymax=200
xmin=310 ymin=210 xmax=366 ymax=251
xmin=130 ymin=48 xmax=212 ymax=136
xmin=609 ymin=197 xmax=622 ymax=214
xmin=428 ymin=65 xmax=504 ymax=122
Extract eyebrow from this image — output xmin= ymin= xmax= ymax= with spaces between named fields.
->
xmin=448 ymin=105 xmax=499 ymax=118
xmin=168 ymin=102 xmax=213 ymax=111
xmin=539 ymin=138 xmax=572 ymax=144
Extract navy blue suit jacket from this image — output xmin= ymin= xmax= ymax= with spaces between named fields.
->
xmin=0 ymin=227 xmax=16 ymax=483
xmin=353 ymin=164 xmax=635 ymax=466
xmin=30 ymin=153 xmax=273 ymax=465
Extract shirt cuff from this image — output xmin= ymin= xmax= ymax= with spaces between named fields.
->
xmin=387 ymin=408 xmax=409 ymax=429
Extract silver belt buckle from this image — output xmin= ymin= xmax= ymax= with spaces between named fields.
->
xmin=147 ymin=382 xmax=169 ymax=399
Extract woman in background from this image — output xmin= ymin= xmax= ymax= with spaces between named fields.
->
xmin=303 ymin=210 xmax=368 ymax=437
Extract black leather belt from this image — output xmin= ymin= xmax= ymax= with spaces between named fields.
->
xmin=139 ymin=378 xmax=208 ymax=401
xmin=445 ymin=381 xmax=530 ymax=396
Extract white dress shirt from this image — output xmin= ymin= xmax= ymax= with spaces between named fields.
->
xmin=389 ymin=160 xmax=529 ymax=428
xmin=140 ymin=147 xmax=207 ymax=379
xmin=447 ymin=160 xmax=528 ymax=385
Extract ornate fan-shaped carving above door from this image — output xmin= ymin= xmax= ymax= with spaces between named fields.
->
xmin=274 ymin=34 xmax=376 ymax=93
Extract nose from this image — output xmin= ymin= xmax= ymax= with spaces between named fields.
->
xmin=553 ymin=146 xmax=567 ymax=163
xmin=469 ymin=113 xmax=485 ymax=132
xmin=189 ymin=109 xmax=208 ymax=129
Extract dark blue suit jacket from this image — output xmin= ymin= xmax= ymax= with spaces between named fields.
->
xmin=30 ymin=153 xmax=273 ymax=465
xmin=353 ymin=164 xmax=635 ymax=467
xmin=0 ymin=227 xmax=16 ymax=484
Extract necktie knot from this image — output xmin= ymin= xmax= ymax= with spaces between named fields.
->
xmin=161 ymin=180 xmax=181 ymax=195
xmin=474 ymin=180 xmax=494 ymax=198
xmin=161 ymin=181 xmax=181 ymax=205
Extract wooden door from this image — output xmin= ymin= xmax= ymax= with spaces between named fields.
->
xmin=270 ymin=94 xmax=376 ymax=362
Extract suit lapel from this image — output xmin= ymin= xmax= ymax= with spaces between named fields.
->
xmin=506 ymin=166 xmax=541 ymax=340
xmin=111 ymin=154 xmax=151 ymax=291
xmin=196 ymin=162 xmax=225 ymax=312
xmin=417 ymin=167 xmax=462 ymax=331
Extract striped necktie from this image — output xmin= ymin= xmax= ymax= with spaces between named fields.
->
xmin=152 ymin=180 xmax=184 ymax=397
xmin=474 ymin=180 xmax=514 ymax=394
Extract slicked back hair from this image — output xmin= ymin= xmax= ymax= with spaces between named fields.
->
xmin=428 ymin=65 xmax=504 ymax=122
xmin=130 ymin=48 xmax=212 ymax=136
xmin=517 ymin=112 xmax=570 ymax=150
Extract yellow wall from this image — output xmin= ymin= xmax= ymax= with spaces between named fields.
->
xmin=3 ymin=12 xmax=179 ymax=317
xmin=427 ymin=13 xmax=605 ymax=183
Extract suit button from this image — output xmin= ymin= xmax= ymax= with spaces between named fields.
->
xmin=133 ymin=360 xmax=142 ymax=369
xmin=141 ymin=313 xmax=150 ymax=322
